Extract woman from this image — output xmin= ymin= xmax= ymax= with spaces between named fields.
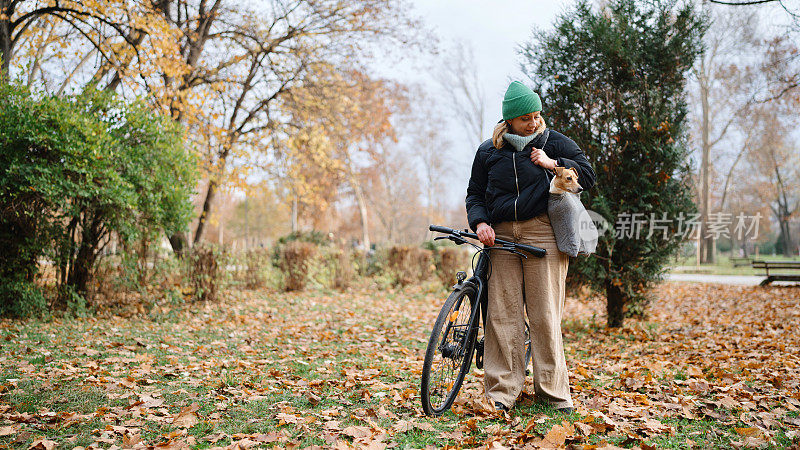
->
xmin=465 ymin=81 xmax=595 ymax=412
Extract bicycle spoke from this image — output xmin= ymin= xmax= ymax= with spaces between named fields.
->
xmin=424 ymin=292 xmax=475 ymax=412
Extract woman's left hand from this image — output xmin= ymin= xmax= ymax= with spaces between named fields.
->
xmin=531 ymin=147 xmax=557 ymax=170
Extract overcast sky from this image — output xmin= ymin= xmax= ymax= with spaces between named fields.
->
xmin=392 ymin=0 xmax=577 ymax=209
xmin=407 ymin=0 xmax=574 ymax=124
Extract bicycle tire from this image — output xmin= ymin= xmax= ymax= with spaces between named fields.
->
xmin=420 ymin=284 xmax=479 ymax=416
xmin=524 ymin=320 xmax=532 ymax=375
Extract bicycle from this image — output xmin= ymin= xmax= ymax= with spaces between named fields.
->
xmin=420 ymin=224 xmax=547 ymax=416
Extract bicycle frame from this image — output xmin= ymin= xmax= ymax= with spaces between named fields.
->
xmin=463 ymin=251 xmax=490 ymax=342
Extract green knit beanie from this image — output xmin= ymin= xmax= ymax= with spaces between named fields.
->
xmin=502 ymin=81 xmax=542 ymax=121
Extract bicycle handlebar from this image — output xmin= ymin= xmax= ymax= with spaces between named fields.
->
xmin=429 ymin=225 xmax=454 ymax=235
xmin=429 ymin=224 xmax=546 ymax=258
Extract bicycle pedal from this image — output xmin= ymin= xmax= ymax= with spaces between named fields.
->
xmin=475 ymin=338 xmax=484 ymax=369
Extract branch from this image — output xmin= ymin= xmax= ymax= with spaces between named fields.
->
xmin=50 ymin=13 xmax=121 ymax=80
xmin=718 ymin=134 xmax=752 ymax=210
xmin=24 ymin=18 xmax=51 ymax=88
xmin=57 ymin=48 xmax=97 ymax=95
xmin=708 ymin=0 xmax=780 ymax=4
xmin=11 ymin=5 xmax=67 ymax=29
xmin=708 ymin=92 xmax=757 ymax=148
xmin=230 ymin=59 xmax=304 ymax=140
xmin=13 ymin=5 xmax=135 ymax=49
xmin=757 ymin=81 xmax=800 ymax=103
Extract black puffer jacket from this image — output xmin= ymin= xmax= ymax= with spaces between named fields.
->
xmin=465 ymin=129 xmax=596 ymax=232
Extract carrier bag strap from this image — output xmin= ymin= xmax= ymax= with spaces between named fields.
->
xmin=539 ymin=129 xmax=554 ymax=181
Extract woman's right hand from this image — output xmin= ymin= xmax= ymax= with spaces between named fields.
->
xmin=476 ymin=222 xmax=495 ymax=247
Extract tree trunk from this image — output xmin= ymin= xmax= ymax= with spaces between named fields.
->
xmin=0 ymin=2 xmax=12 ymax=78
xmin=243 ymin=196 xmax=249 ymax=250
xmin=352 ymin=179 xmax=370 ymax=252
xmin=194 ymin=179 xmax=218 ymax=245
xmin=779 ymin=215 xmax=793 ymax=257
xmin=218 ymin=216 xmax=223 ymax=245
xmin=718 ymin=139 xmax=750 ymax=211
xmin=699 ymin=65 xmax=715 ymax=264
xmin=606 ymin=280 xmax=625 ymax=328
xmin=772 ymin=164 xmax=796 ymax=257
xmin=291 ymin=196 xmax=298 ymax=233
xmin=67 ymin=214 xmax=103 ymax=300
xmin=168 ymin=232 xmax=189 ymax=255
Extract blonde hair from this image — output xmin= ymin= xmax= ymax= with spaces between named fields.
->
xmin=492 ymin=116 xmax=548 ymax=148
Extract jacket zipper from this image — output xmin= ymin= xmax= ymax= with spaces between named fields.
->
xmin=512 ymin=152 xmax=520 ymax=221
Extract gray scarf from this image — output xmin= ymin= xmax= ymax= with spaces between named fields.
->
xmin=504 ymin=132 xmax=540 ymax=152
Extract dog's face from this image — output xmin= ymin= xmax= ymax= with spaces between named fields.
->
xmin=553 ymin=166 xmax=582 ymax=194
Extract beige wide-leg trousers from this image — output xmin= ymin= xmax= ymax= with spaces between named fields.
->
xmin=484 ymin=213 xmax=572 ymax=409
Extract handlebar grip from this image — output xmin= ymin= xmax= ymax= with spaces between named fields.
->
xmin=429 ymin=225 xmax=453 ymax=234
xmin=516 ymin=243 xmax=547 ymax=258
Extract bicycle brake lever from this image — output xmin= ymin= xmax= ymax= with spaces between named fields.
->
xmin=433 ymin=236 xmax=448 ymax=241
xmin=449 ymin=236 xmax=468 ymax=245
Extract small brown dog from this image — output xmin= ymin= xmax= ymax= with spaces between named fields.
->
xmin=549 ymin=166 xmax=583 ymax=195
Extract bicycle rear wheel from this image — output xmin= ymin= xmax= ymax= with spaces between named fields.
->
xmin=421 ymin=284 xmax=479 ymax=416
xmin=524 ymin=319 xmax=532 ymax=375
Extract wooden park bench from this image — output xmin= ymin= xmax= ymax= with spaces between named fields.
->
xmin=751 ymin=260 xmax=800 ymax=286
xmin=730 ymin=257 xmax=752 ymax=267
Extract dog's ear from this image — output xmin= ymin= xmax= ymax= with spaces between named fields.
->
xmin=569 ymin=168 xmax=579 ymax=179
xmin=555 ymin=166 xmax=565 ymax=176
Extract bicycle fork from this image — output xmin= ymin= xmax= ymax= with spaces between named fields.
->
xmin=438 ymin=280 xmax=484 ymax=362
xmin=475 ymin=279 xmax=488 ymax=369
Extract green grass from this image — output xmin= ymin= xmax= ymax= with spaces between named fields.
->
xmin=1 ymin=285 xmax=797 ymax=449
xmin=643 ymin=418 xmax=752 ymax=449
xmin=3 ymin=378 xmax=116 ymax=414
xmin=0 ymin=377 xmax=124 ymax=448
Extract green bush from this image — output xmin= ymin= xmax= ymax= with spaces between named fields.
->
xmin=0 ymin=280 xmax=48 ymax=318
xmin=363 ymin=248 xmax=387 ymax=277
xmin=276 ymin=230 xmax=331 ymax=247
xmin=271 ymin=231 xmax=360 ymax=291
xmin=332 ymin=248 xmax=357 ymax=290
xmin=0 ymin=82 xmax=197 ymax=316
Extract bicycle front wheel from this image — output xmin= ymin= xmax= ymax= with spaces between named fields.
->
xmin=420 ymin=284 xmax=478 ymax=416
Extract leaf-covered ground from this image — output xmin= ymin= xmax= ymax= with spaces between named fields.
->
xmin=1 ymin=281 xmax=799 ymax=449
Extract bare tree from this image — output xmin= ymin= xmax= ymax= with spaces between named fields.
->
xmin=690 ymin=5 xmax=761 ymax=263
xmin=412 ymin=117 xmax=451 ymax=240
xmin=704 ymin=0 xmax=800 ymax=102
xmin=434 ymin=41 xmax=487 ymax=147
xmin=364 ymin=142 xmax=424 ymax=244
xmin=746 ymin=103 xmax=800 ymax=256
